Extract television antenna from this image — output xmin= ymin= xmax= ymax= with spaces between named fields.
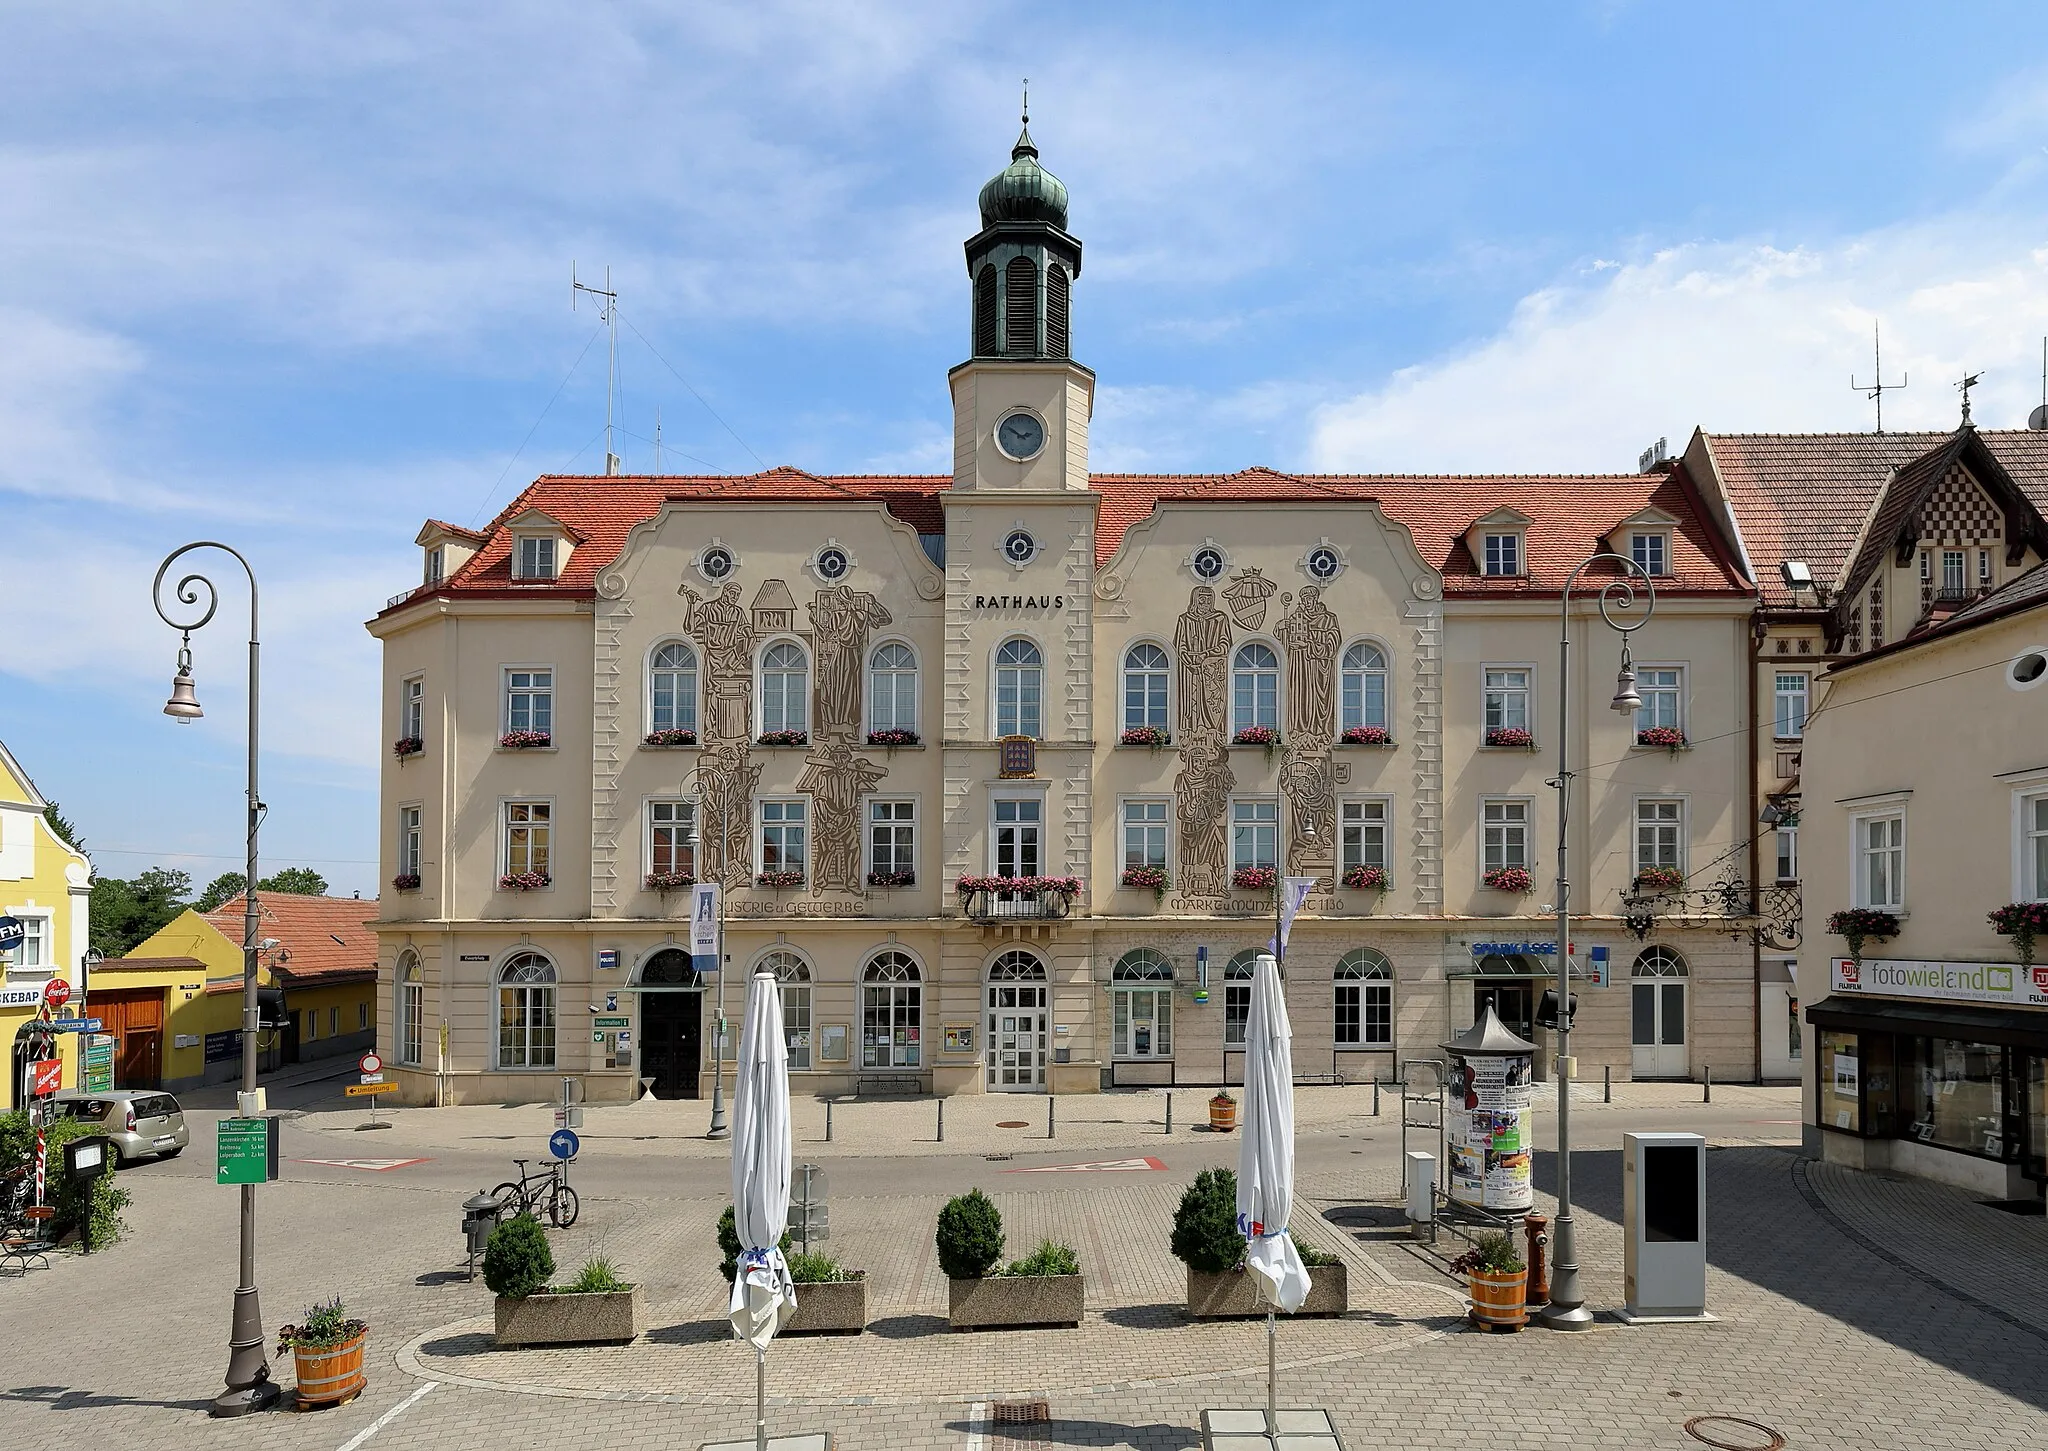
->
xmin=1849 ymin=320 xmax=1906 ymax=434
xmin=572 ymin=262 xmax=622 ymax=475
xmin=2028 ymin=337 xmax=2047 ymax=430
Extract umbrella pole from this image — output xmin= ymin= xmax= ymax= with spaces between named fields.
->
xmin=756 ymin=1344 xmax=767 ymax=1451
xmin=1266 ymin=1307 xmax=1276 ymax=1435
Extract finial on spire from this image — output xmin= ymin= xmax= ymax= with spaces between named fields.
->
xmin=1011 ymin=78 xmax=1039 ymax=160
xmin=1958 ymin=369 xmax=1982 ymax=428
xmin=1022 ymin=77 xmax=1029 ymax=127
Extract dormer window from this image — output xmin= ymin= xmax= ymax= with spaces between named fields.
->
xmin=515 ymin=535 xmax=558 ymax=581
xmin=1483 ymin=533 xmax=1521 ymax=577
xmin=425 ymin=546 xmax=444 ymax=584
xmin=1630 ymin=532 xmax=1669 ymax=576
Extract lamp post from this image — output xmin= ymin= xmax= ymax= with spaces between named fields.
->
xmin=1538 ymin=551 xmax=1654 ymax=1332
xmin=154 ymin=541 xmax=282 ymax=1416
xmin=682 ymin=769 xmax=731 ymax=1139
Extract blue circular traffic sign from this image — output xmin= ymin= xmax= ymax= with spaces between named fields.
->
xmin=548 ymin=1128 xmax=579 ymax=1161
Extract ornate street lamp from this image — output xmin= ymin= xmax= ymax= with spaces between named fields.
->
xmin=153 ymin=541 xmax=281 ymax=1415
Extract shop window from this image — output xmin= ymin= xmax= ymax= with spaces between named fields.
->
xmin=1818 ymin=1031 xmax=1861 ymax=1133
xmin=1112 ymin=949 xmax=1173 ymax=1060
xmin=860 ymin=951 xmax=922 ymax=1069
xmin=1904 ymin=1037 xmax=2010 ymax=1159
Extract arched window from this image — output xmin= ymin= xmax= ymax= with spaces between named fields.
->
xmin=496 ymin=953 xmax=556 ymax=1069
xmin=1045 ymin=262 xmax=1071 ymax=359
xmin=650 ymin=641 xmax=698 ymax=736
xmin=396 ymin=952 xmax=423 ymax=1066
xmin=1123 ymin=643 xmax=1169 ymax=733
xmin=1233 ymin=643 xmax=1280 ymax=734
xmin=869 ymin=642 xmax=918 ymax=736
xmin=861 ymin=951 xmax=922 ymax=1069
xmin=760 ymin=949 xmax=814 ymax=1069
xmin=1005 ymin=255 xmax=1039 ymax=355
xmin=1224 ymin=949 xmax=1261 ymax=1046
xmin=639 ymin=948 xmax=697 ymax=985
xmin=1633 ymin=946 xmax=1688 ymax=977
xmin=973 ymin=264 xmax=999 ymax=356
xmin=995 ymin=638 xmax=1043 ymax=738
xmin=1334 ymin=948 xmax=1392 ymax=1048
xmin=1111 ymin=949 xmax=1172 ymax=1060
xmin=987 ymin=949 xmax=1048 ymax=982
xmin=1340 ymin=642 xmax=1387 ymax=733
xmin=1631 ymin=946 xmax=1690 ymax=1075
xmin=760 ymin=641 xmax=809 ymax=737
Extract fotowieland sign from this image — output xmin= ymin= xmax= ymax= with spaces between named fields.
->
xmin=1830 ymin=956 xmax=2048 ymax=1009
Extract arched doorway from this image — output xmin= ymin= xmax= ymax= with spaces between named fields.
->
xmin=1473 ymin=953 xmax=1536 ymax=1044
xmin=1631 ymin=947 xmax=1689 ymax=1078
xmin=634 ymin=948 xmax=702 ymax=1100
xmin=985 ymin=949 xmax=1048 ymax=1092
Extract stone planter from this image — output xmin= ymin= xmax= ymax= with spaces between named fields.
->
xmin=947 ymin=1274 xmax=1084 ymax=1331
xmin=494 ymin=1287 xmax=642 ymax=1347
xmin=1185 ymin=1262 xmax=1349 ymax=1319
xmin=783 ymin=1277 xmax=867 ymax=1335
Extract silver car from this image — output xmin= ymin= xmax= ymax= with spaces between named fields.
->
xmin=50 ymin=1090 xmax=190 ymax=1166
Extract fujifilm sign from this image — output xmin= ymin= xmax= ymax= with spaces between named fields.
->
xmin=1830 ymin=956 xmax=2048 ymax=1009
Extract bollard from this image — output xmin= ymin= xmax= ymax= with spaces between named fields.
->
xmin=1603 ymin=1064 xmax=1612 ymax=1104
xmin=1048 ymin=1095 xmax=1056 ymax=1139
xmin=826 ymin=1099 xmax=834 ymax=1143
xmin=937 ymin=1098 xmax=945 ymax=1142
xmin=1373 ymin=1078 xmax=1381 ymax=1117
xmin=1164 ymin=1093 xmax=1172 ymax=1136
xmin=1704 ymin=1065 xmax=1712 ymax=1104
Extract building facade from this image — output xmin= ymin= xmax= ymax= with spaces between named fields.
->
xmin=1797 ymin=562 xmax=2048 ymax=1198
xmin=368 ymin=127 xmax=1760 ymax=1106
xmin=2 ymin=740 xmax=91 ymax=1111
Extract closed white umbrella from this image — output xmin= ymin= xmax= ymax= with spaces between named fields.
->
xmin=1237 ymin=950 xmax=1309 ymax=1436
xmin=729 ymin=966 xmax=796 ymax=1451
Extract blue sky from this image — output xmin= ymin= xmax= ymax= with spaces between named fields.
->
xmin=3 ymin=3 xmax=2047 ymax=898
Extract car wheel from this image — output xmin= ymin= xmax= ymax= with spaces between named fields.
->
xmin=110 ymin=1144 xmax=128 ymax=1169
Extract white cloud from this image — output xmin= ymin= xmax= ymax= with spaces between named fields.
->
xmin=1309 ymin=215 xmax=2048 ymax=475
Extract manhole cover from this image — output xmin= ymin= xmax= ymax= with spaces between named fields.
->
xmin=992 ymin=1398 xmax=1049 ymax=1424
xmin=996 ymin=1120 xmax=1029 ymax=1128
xmin=1684 ymin=1416 xmax=1786 ymax=1451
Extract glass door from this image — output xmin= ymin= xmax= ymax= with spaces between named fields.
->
xmin=986 ymin=983 xmax=1047 ymax=1091
xmin=1631 ymin=979 xmax=1688 ymax=1078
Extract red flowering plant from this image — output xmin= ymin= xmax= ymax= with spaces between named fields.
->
xmin=1632 ymin=866 xmax=1685 ymax=894
xmin=1120 ymin=864 xmax=1170 ymax=894
xmin=499 ymin=730 xmax=551 ymax=749
xmin=498 ymin=871 xmax=550 ymax=891
xmin=955 ymin=875 xmax=1083 ymax=897
xmin=392 ymin=873 xmax=421 ymax=891
xmin=1636 ymin=726 xmax=1688 ymax=753
xmin=866 ymin=729 xmax=920 ymax=747
xmin=1483 ymin=866 xmax=1533 ymax=893
xmin=756 ymin=869 xmax=806 ymax=888
xmin=1232 ymin=865 xmax=1278 ymax=891
xmin=1826 ymin=907 xmax=1901 ymax=964
xmin=1341 ymin=726 xmax=1392 ymax=746
xmin=393 ymin=736 xmax=423 ymax=758
xmin=1120 ymin=726 xmax=1171 ymax=748
xmin=644 ymin=728 xmax=697 ymax=747
xmin=1485 ymin=727 xmax=1534 ymax=749
xmin=1341 ymin=864 xmax=1388 ymax=890
xmin=758 ymin=729 xmax=808 ymax=747
xmin=1988 ymin=901 xmax=2048 ymax=968
xmin=644 ymin=871 xmax=694 ymax=891
xmin=1232 ymin=725 xmax=1278 ymax=747
xmin=867 ymin=869 xmax=915 ymax=888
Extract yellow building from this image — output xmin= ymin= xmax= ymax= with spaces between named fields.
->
xmin=2 ymin=740 xmax=92 ymax=1111
xmin=96 ymin=894 xmax=379 ymax=1093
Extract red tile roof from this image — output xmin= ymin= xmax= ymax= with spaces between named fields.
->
xmin=201 ymin=894 xmax=380 ymax=985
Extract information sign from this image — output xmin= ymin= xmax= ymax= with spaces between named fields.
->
xmin=344 ymin=1083 xmax=388 ymax=1098
xmin=49 ymin=1017 xmax=104 ymax=1033
xmin=594 ymin=1016 xmax=630 ymax=1029
xmin=216 ymin=1117 xmax=279 ymax=1185
xmin=29 ymin=1058 xmax=62 ymax=1097
xmin=82 ymin=1034 xmax=114 ymax=1093
xmin=548 ymin=1128 xmax=580 ymax=1161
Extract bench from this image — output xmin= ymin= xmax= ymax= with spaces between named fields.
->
xmin=856 ymin=1074 xmax=929 ymax=1098
xmin=2 ymin=1207 xmax=56 ymax=1275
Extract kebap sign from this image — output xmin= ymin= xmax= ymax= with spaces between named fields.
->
xmin=1831 ymin=956 xmax=2048 ymax=1008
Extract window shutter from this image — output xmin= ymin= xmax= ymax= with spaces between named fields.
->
xmin=1045 ymin=263 xmax=1070 ymax=358
xmin=1005 ymin=256 xmax=1039 ymax=356
xmin=973 ymin=266 xmax=998 ymax=356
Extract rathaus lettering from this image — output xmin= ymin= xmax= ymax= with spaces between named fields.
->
xmin=971 ymin=595 xmax=1065 ymax=609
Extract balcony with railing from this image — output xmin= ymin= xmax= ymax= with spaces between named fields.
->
xmin=957 ymin=877 xmax=1080 ymax=922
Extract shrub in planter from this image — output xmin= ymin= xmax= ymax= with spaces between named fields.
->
xmin=717 ymin=1205 xmax=793 ymax=1283
xmin=391 ymin=873 xmax=421 ymax=891
xmin=935 ymin=1189 xmax=1004 ymax=1280
xmin=0 ymin=1113 xmax=130 ymax=1248
xmin=1483 ymin=866 xmax=1533 ymax=893
xmin=1003 ymin=1239 xmax=1080 ymax=1277
xmin=561 ymin=1255 xmax=630 ymax=1294
xmin=276 ymin=1296 xmax=368 ymax=1406
xmin=1171 ymin=1167 xmax=1243 ymax=1274
xmin=941 ymin=1204 xmax=1084 ymax=1330
xmin=867 ymin=870 xmax=915 ymax=888
xmin=1450 ymin=1230 xmax=1528 ymax=1331
xmin=783 ymin=1251 xmax=870 ymax=1335
xmin=1989 ymin=901 xmax=2048 ymax=968
xmin=496 ymin=1251 xmax=642 ymax=1348
xmin=1826 ymin=907 xmax=1900 ymax=964
xmin=956 ymin=875 xmax=1083 ymax=898
xmin=483 ymin=1214 xmax=554 ymax=1300
xmin=755 ymin=869 xmax=806 ymax=889
xmin=1232 ymin=725 xmax=1278 ymax=747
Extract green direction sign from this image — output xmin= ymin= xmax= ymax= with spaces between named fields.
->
xmin=217 ymin=1116 xmax=278 ymax=1186
xmin=81 ymin=1035 xmax=115 ymax=1093
xmin=594 ymin=1016 xmax=630 ymax=1029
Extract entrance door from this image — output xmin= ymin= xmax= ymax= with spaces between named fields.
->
xmin=1473 ymin=981 xmax=1534 ymax=1043
xmin=1631 ymin=947 xmax=1689 ymax=1078
xmin=92 ymin=990 xmax=164 ymax=1091
xmin=1759 ymin=971 xmax=1802 ymax=1081
xmin=986 ymin=984 xmax=1048 ymax=1091
xmin=640 ymin=992 xmax=703 ymax=1100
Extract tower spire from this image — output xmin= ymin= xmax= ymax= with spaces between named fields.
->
xmin=1013 ymin=78 xmax=1037 ymax=159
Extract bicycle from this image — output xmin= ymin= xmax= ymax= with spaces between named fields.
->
xmin=492 ymin=1157 xmax=580 ymax=1228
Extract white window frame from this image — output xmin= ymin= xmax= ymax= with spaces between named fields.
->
xmin=860 ymin=950 xmax=923 ymax=1070
xmin=1231 ymin=797 xmax=1278 ymax=872
xmin=1122 ymin=641 xmax=1170 ymax=733
xmin=1941 ymin=549 xmax=1966 ymax=597
xmin=867 ymin=798 xmax=918 ymax=883
xmin=4 ymin=912 xmax=50 ymax=973
xmin=1633 ymin=664 xmax=1685 ymax=735
xmin=758 ymin=949 xmax=814 ymax=1069
xmin=1482 ymin=532 xmax=1522 ymax=577
xmin=502 ymin=666 xmax=554 ymax=739
xmin=1775 ymin=823 xmax=1799 ymax=883
xmin=757 ymin=798 xmax=809 ymax=877
xmin=1340 ymin=640 xmax=1389 ymax=732
xmin=1481 ymin=798 xmax=1530 ymax=875
xmin=1849 ymin=802 xmax=1907 ymax=912
xmin=1634 ymin=796 xmax=1686 ymax=875
xmin=989 ymin=792 xmax=1046 ymax=878
xmin=1122 ymin=797 xmax=1170 ymax=872
xmin=1111 ymin=949 xmax=1174 ymax=1060
xmin=993 ymin=637 xmax=1044 ymax=739
xmin=757 ymin=638 xmax=811 ymax=738
xmin=396 ymin=954 xmax=423 ymax=1066
xmin=646 ymin=798 xmax=697 ymax=880
xmin=1223 ymin=950 xmax=1258 ymax=1045
xmin=1232 ymin=641 xmax=1281 ymax=734
xmin=1630 ymin=531 xmax=1669 ymax=577
xmin=425 ymin=546 xmax=445 ymax=585
xmin=397 ymin=804 xmax=422 ymax=879
xmin=513 ymin=534 xmax=558 ymax=581
xmin=1773 ymin=672 xmax=1809 ymax=741
xmin=1339 ymin=797 xmax=1390 ymax=874
xmin=1482 ymin=665 xmax=1532 ymax=734
xmin=1333 ymin=948 xmax=1393 ymax=1048
xmin=649 ymin=640 xmax=699 ymax=736
xmin=501 ymin=798 xmax=553 ymax=881
xmin=496 ymin=952 xmax=558 ymax=1069
xmin=867 ymin=640 xmax=919 ymax=736
xmin=2008 ymin=771 xmax=2048 ymax=903
xmin=400 ymin=675 xmax=424 ymax=743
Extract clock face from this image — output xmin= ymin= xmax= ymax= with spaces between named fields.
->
xmin=996 ymin=411 xmax=1046 ymax=461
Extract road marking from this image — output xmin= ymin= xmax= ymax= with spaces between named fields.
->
xmin=335 ymin=1380 xmax=435 ymax=1451
xmin=292 ymin=1157 xmax=430 ymax=1171
xmin=1000 ymin=1156 xmax=1166 ymax=1174
xmin=964 ymin=1399 xmax=986 ymax=1451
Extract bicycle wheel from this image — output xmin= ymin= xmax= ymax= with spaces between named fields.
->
xmin=549 ymin=1183 xmax=580 ymax=1228
xmin=491 ymin=1181 xmax=527 ymax=1217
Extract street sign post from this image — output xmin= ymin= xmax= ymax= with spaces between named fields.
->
xmin=553 ymin=1107 xmax=584 ymax=1130
xmin=82 ymin=1034 xmax=114 ymax=1093
xmin=548 ymin=1128 xmax=579 ymax=1161
xmin=48 ymin=1017 xmax=103 ymax=1034
xmin=216 ymin=1117 xmax=280 ymax=1186
xmin=343 ymin=1083 xmax=388 ymax=1098
xmin=359 ymin=1051 xmax=382 ymax=1076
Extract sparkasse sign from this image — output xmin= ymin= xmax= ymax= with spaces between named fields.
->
xmin=1830 ymin=956 xmax=2048 ymax=1009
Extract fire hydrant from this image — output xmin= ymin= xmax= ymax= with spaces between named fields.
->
xmin=1523 ymin=1213 xmax=1550 ymax=1307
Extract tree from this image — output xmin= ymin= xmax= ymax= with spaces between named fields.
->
xmin=42 ymin=803 xmax=84 ymax=854
xmin=194 ymin=873 xmax=247 ymax=913
xmin=258 ymin=866 xmax=329 ymax=897
xmin=89 ymin=867 xmax=193 ymax=959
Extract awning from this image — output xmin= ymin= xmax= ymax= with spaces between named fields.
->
xmin=1805 ymin=995 xmax=2048 ymax=1052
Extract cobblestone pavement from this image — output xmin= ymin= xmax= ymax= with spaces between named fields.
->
xmin=2 ymin=1100 xmax=2044 ymax=1450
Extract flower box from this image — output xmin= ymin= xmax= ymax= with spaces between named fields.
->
xmin=1119 ymin=726 xmax=1171 ymax=748
xmin=955 ymin=875 xmax=1082 ymax=897
xmin=1989 ymin=901 xmax=2048 ymax=967
xmin=1121 ymin=865 xmax=1170 ymax=892
xmin=499 ymin=731 xmax=552 ymax=749
xmin=865 ymin=729 xmax=919 ymax=747
xmin=866 ymin=870 xmax=915 ymax=888
xmin=392 ymin=874 xmax=421 ymax=892
xmin=758 ymin=730 xmax=808 ymax=747
xmin=1483 ymin=867 xmax=1533 ymax=893
xmin=1340 ymin=726 xmax=1391 ymax=746
xmin=756 ymin=870 xmax=806 ymax=889
xmin=783 ymin=1277 xmax=867 ymax=1336
xmin=946 ymin=1274 xmax=1083 ymax=1331
xmin=644 ymin=872 xmax=694 ymax=891
xmin=643 ymin=728 xmax=697 ymax=748
xmin=1635 ymin=726 xmax=1687 ymax=753
xmin=1232 ymin=866 xmax=1277 ymax=891
xmin=1485 ymin=727 xmax=1534 ymax=749
xmin=1632 ymin=867 xmax=1685 ymax=893
xmin=1185 ymin=1263 xmax=1348 ymax=1320
xmin=392 ymin=736 xmax=423 ymax=758
xmin=493 ymin=1287 xmax=642 ymax=1348
xmin=498 ymin=871 xmax=551 ymax=891
xmin=1341 ymin=865 xmax=1387 ymax=891
xmin=1231 ymin=726 xmax=1278 ymax=747
xmin=1827 ymin=907 xmax=1900 ymax=962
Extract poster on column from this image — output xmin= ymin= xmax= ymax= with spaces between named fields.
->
xmin=1446 ymin=1051 xmax=1534 ymax=1212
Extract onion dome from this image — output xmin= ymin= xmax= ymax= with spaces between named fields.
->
xmin=977 ymin=123 xmax=1070 ymax=230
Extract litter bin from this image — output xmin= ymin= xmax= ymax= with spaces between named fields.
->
xmin=463 ymin=1189 xmax=507 ymax=1279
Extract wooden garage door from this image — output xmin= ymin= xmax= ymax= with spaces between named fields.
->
xmin=90 ymin=990 xmax=165 ymax=1090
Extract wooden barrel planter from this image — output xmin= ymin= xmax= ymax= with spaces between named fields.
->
xmin=293 ymin=1330 xmax=367 ymax=1407
xmin=1208 ymin=1095 xmax=1238 ymax=1133
xmin=1466 ymin=1268 xmax=1528 ymax=1333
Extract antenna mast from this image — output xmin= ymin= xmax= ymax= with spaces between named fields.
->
xmin=573 ymin=262 xmax=622 ymax=475
xmin=1850 ymin=320 xmax=1906 ymax=434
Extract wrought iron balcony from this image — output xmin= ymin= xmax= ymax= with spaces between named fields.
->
xmin=960 ymin=886 xmax=1074 ymax=922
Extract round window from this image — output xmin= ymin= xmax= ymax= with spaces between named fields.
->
xmin=1307 ymin=546 xmax=1341 ymax=581
xmin=1003 ymin=530 xmax=1037 ymax=565
xmin=701 ymin=546 xmax=735 ymax=580
xmin=1192 ymin=546 xmax=1225 ymax=581
xmin=2011 ymin=650 xmax=2048 ymax=689
xmin=816 ymin=547 xmax=849 ymax=581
